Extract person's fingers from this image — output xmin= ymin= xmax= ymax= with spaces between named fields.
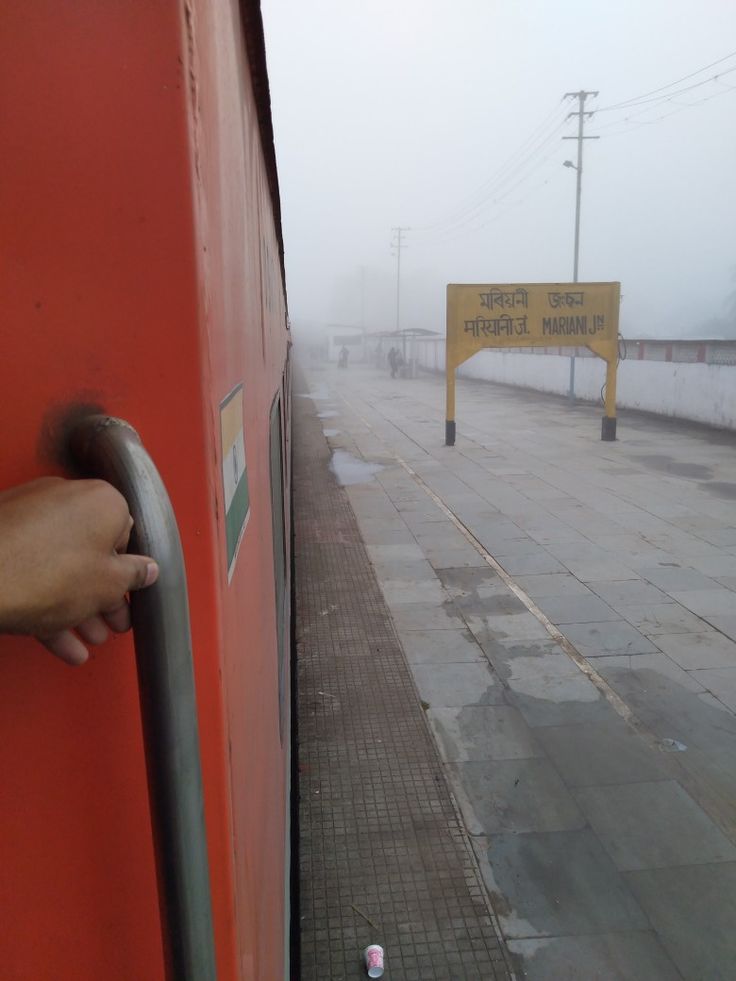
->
xmin=114 ymin=553 xmax=159 ymax=592
xmin=102 ymin=599 xmax=131 ymax=634
xmin=40 ymin=629 xmax=89 ymax=666
xmin=75 ymin=615 xmax=110 ymax=646
xmin=114 ymin=514 xmax=135 ymax=554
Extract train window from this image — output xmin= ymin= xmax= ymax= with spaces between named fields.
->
xmin=269 ymin=392 xmax=287 ymax=741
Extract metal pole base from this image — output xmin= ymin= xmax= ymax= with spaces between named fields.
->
xmin=445 ymin=420 xmax=456 ymax=446
xmin=601 ymin=416 xmax=617 ymax=441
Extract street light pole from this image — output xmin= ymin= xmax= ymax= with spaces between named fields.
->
xmin=391 ymin=226 xmax=409 ymax=333
xmin=563 ymin=90 xmax=599 ymax=403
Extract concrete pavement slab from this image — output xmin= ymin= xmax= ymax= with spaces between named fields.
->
xmin=366 ymin=558 xmax=437 ymax=581
xmin=506 ymin=933 xmax=682 ymax=981
xmin=499 ymin=651 xmax=590 ymax=691
xmin=690 ymin=666 xmax=736 ymax=711
xmin=573 ymin=780 xmax=736 ymax=871
xmin=707 ymin=615 xmax=736 ymax=641
xmin=411 ymin=661 xmax=505 ymax=707
xmin=597 ymin=658 xmax=736 ymax=760
xmin=428 ymin=706 xmax=544 ymax=762
xmin=474 ymin=830 xmax=649 ymax=938
xmin=625 ymin=863 xmax=736 ymax=981
xmin=390 ymin=602 xmax=465 ymax=631
xmin=637 ymin=565 xmax=725 ymax=592
xmin=397 ymin=628 xmax=486 ymax=664
xmin=559 ymin=620 xmax=658 ymax=656
xmin=413 ymin=526 xmax=471 ymax=548
xmin=517 ymin=525 xmax=590 ymax=546
xmin=477 ymin=537 xmax=541 ymax=558
xmin=533 ymin=594 xmax=620 ymax=624
xmin=670 ymin=588 xmax=736 ymax=617
xmin=589 ymin=580 xmax=673 ymax=610
xmin=689 ymin=554 xmax=736 ymax=577
xmin=655 ymin=631 xmax=736 ymax=669
xmin=617 ymin=603 xmax=713 ymax=635
xmin=366 ymin=542 xmax=425 ymax=562
xmin=493 ymin=552 xmax=567 ymax=576
xmin=434 ymin=565 xmax=501 ymax=595
xmin=471 ymin=515 xmax=542 ymax=537
xmin=423 ymin=544 xmax=490 ymax=569
xmin=502 ymin=658 xmax=616 ymax=728
xmin=595 ymin=651 xmax=706 ymax=692
xmin=452 ymin=591 xmax=528 ymax=618
xmin=449 ymin=759 xmax=586 ymax=835
xmin=513 ymin=573 xmax=592 ymax=598
xmin=493 ymin=638 xmax=580 ymax=659
xmin=544 ymin=541 xmax=614 ymax=562
xmin=614 ymin=548 xmax=687 ymax=571
xmin=353 ymin=518 xmax=416 ymax=545
xmin=379 ymin=579 xmax=447 ymax=606
xmin=540 ymin=720 xmax=671 ymax=787
xmin=465 ymin=612 xmax=552 ymax=644
xmin=559 ymin=558 xmax=641 ymax=582
xmin=395 ymin=505 xmax=448 ymax=522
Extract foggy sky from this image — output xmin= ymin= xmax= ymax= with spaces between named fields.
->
xmin=261 ymin=0 xmax=736 ymax=339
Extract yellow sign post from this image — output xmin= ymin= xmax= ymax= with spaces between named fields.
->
xmin=445 ymin=282 xmax=621 ymax=444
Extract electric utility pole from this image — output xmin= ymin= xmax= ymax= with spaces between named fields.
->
xmin=562 ymin=90 xmax=599 ymax=402
xmin=391 ymin=227 xmax=410 ymax=333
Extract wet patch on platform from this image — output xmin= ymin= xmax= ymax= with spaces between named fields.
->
xmin=329 ymin=448 xmax=384 ymax=486
xmin=700 ymin=480 xmax=736 ymax=500
xmin=631 ymin=453 xmax=713 ymax=481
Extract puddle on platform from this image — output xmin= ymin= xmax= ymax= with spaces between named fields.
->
xmin=323 ymin=428 xmax=340 ymax=437
xmin=329 ymin=449 xmax=384 ymax=486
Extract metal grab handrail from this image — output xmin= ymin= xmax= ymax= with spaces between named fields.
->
xmin=69 ymin=416 xmax=217 ymax=981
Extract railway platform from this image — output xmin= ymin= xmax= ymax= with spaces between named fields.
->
xmin=294 ymin=366 xmax=512 ymax=980
xmin=294 ymin=354 xmax=736 ymax=980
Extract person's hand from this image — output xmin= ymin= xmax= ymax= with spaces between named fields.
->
xmin=0 ymin=477 xmax=159 ymax=665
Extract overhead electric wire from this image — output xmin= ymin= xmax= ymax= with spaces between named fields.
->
xmin=412 ymin=101 xmax=569 ymax=234
xmin=410 ymin=50 xmax=736 ymax=249
xmin=414 ymin=109 xmax=569 ymax=238
xmin=591 ymin=73 xmax=736 ymax=137
xmin=413 ymin=101 xmax=567 ymax=227
xmin=592 ymin=53 xmax=736 ymax=113
xmin=418 ymin=126 xmax=566 ymax=239
xmin=429 ymin=144 xmax=563 ymax=244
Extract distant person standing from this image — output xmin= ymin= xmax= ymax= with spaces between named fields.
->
xmin=338 ymin=345 xmax=349 ymax=369
xmin=388 ymin=346 xmax=404 ymax=379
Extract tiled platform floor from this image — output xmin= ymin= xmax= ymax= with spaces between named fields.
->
xmin=296 ymin=356 xmax=736 ymax=980
xmin=294 ymin=370 xmax=512 ymax=980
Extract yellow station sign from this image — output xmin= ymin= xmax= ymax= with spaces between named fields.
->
xmin=445 ymin=282 xmax=621 ymax=444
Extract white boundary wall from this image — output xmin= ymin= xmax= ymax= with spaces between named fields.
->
xmin=415 ymin=340 xmax=736 ymax=431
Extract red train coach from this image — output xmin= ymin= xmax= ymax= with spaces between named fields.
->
xmin=0 ymin=1 xmax=292 ymax=978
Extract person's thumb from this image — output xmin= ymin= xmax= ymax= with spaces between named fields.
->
xmin=116 ymin=554 xmax=159 ymax=592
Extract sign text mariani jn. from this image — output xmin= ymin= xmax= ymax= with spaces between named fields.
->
xmin=448 ymin=283 xmax=619 ymax=351
xmin=445 ymin=282 xmax=621 ymax=445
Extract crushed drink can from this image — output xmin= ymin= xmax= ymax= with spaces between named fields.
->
xmin=364 ymin=944 xmax=384 ymax=978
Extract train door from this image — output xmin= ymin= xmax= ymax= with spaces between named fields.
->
xmin=0 ymin=2 xmax=290 ymax=978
